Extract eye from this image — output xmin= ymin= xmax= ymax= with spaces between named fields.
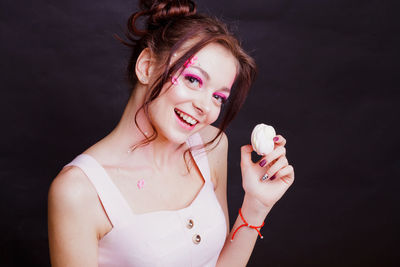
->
xmin=184 ymin=74 xmax=203 ymax=88
xmin=213 ymin=93 xmax=228 ymax=104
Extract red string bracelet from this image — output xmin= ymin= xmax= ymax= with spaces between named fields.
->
xmin=231 ymin=208 xmax=265 ymax=241
xmin=230 ymin=208 xmax=265 ymax=241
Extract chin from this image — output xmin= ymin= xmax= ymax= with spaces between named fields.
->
xmin=154 ymin=126 xmax=188 ymax=145
xmin=164 ymin=124 xmax=206 ymax=145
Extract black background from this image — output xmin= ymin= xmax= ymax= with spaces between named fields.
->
xmin=1 ymin=0 xmax=399 ymax=266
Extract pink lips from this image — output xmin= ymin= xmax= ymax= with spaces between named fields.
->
xmin=174 ymin=109 xmax=197 ymax=130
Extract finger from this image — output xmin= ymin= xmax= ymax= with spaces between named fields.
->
xmin=271 ymin=165 xmax=295 ymax=185
xmin=273 ymin=135 xmax=286 ymax=147
xmin=258 ymin=155 xmax=278 ymax=168
xmin=263 ymin=156 xmax=288 ymax=178
xmin=265 ymin=146 xmax=286 ymax=165
xmin=240 ymin=144 xmax=254 ymax=168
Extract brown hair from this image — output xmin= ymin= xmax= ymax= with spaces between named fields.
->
xmin=115 ymin=0 xmax=256 ymax=163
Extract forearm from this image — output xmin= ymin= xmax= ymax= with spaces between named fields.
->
xmin=216 ymin=195 xmax=273 ymax=267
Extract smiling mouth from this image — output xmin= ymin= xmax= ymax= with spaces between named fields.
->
xmin=174 ymin=108 xmax=198 ymax=126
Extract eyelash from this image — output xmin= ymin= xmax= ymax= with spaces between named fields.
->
xmin=184 ymin=74 xmax=203 ymax=88
xmin=213 ymin=93 xmax=228 ymax=104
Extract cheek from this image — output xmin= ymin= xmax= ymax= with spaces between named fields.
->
xmin=166 ymin=82 xmax=190 ymax=101
xmin=147 ymin=99 xmax=162 ymax=121
xmin=207 ymin=108 xmax=222 ymax=125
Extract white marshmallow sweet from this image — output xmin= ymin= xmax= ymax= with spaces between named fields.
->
xmin=251 ymin=123 xmax=276 ymax=155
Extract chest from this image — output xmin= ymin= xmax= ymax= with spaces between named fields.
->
xmin=104 ymin=162 xmax=207 ymax=215
xmin=96 ymin=161 xmax=226 ymax=267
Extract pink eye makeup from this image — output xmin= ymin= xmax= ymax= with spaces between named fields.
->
xmin=183 ymin=73 xmax=203 ymax=88
xmin=213 ymin=92 xmax=228 ymax=104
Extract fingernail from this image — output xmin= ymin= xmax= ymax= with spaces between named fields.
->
xmin=259 ymin=159 xmax=266 ymax=167
xmin=273 ymin=137 xmax=279 ymax=142
xmin=270 ymin=175 xmax=276 ymax=180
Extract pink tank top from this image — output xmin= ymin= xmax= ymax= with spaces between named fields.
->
xmin=64 ymin=133 xmax=227 ymax=267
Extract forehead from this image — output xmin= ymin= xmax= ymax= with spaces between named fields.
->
xmin=195 ymin=43 xmax=237 ymax=68
xmin=192 ymin=43 xmax=238 ymax=87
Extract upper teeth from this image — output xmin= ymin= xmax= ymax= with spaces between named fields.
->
xmin=175 ymin=109 xmax=197 ymax=125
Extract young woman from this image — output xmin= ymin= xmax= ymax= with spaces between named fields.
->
xmin=48 ymin=0 xmax=295 ymax=266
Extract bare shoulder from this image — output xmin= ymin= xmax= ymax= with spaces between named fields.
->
xmin=197 ymin=125 xmax=229 ymax=188
xmin=48 ymin=166 xmax=107 ymax=239
xmin=48 ymin=166 xmax=97 ymax=211
xmin=48 ymin=166 xmax=106 ymax=266
xmin=197 ymin=125 xmax=228 ymax=155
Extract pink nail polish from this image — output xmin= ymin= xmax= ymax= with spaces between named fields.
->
xmin=273 ymin=137 xmax=279 ymax=142
xmin=259 ymin=159 xmax=266 ymax=167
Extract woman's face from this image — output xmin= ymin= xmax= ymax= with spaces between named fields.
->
xmin=148 ymin=42 xmax=237 ymax=144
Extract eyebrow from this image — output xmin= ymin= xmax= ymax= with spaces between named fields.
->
xmin=190 ymin=66 xmax=232 ymax=92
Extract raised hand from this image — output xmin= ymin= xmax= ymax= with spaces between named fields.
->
xmin=240 ymin=135 xmax=295 ymax=210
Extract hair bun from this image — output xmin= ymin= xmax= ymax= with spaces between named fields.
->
xmin=140 ymin=0 xmax=196 ymax=26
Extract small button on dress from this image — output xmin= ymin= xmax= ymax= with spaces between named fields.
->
xmin=192 ymin=234 xmax=201 ymax=244
xmin=187 ymin=219 xmax=194 ymax=229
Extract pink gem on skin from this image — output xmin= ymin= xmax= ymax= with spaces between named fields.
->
xmin=171 ymin=76 xmax=179 ymax=85
xmin=183 ymin=55 xmax=198 ymax=68
xmin=137 ymin=179 xmax=145 ymax=189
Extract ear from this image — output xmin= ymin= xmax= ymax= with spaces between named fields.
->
xmin=135 ymin=48 xmax=155 ymax=85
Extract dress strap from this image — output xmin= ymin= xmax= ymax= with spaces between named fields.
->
xmin=186 ymin=133 xmax=211 ymax=184
xmin=64 ymin=154 xmax=134 ymax=227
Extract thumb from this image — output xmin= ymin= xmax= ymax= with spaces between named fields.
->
xmin=240 ymin=144 xmax=254 ymax=168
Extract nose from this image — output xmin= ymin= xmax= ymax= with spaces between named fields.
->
xmin=193 ymin=94 xmax=211 ymax=115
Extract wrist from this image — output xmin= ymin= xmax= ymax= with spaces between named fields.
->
xmin=241 ymin=194 xmax=272 ymax=225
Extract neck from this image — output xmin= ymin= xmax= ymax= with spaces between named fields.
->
xmin=100 ymin=85 xmax=188 ymax=170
